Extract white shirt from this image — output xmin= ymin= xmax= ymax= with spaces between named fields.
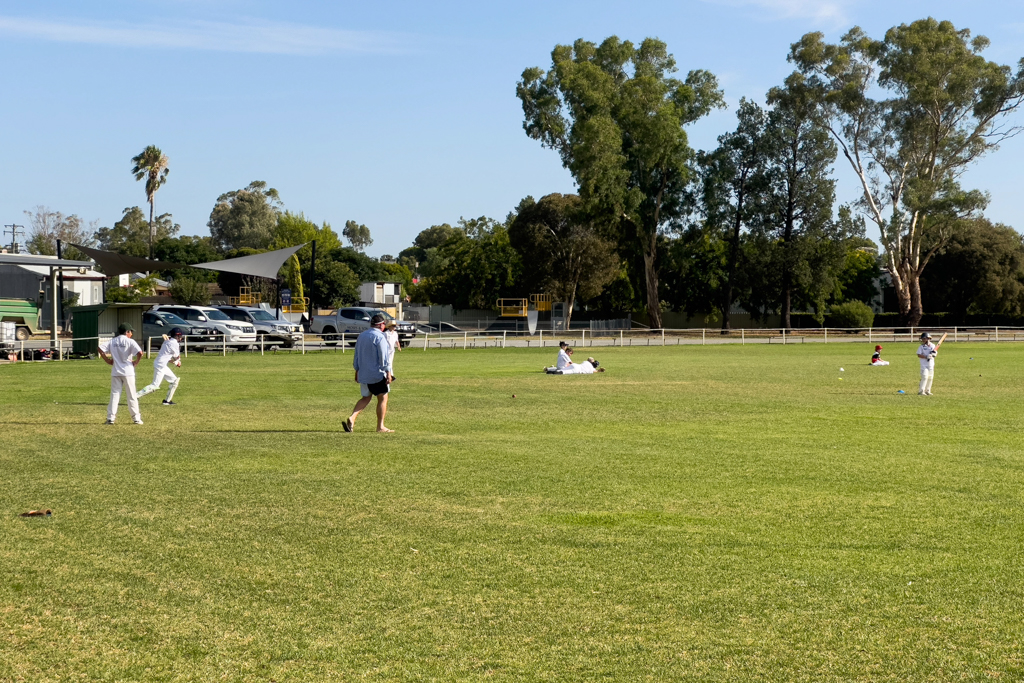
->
xmin=154 ymin=337 xmax=180 ymax=369
xmin=561 ymin=361 xmax=595 ymax=374
xmin=385 ymin=329 xmax=399 ymax=364
xmin=556 ymin=349 xmax=571 ymax=369
xmin=917 ymin=343 xmax=936 ymax=370
xmin=99 ymin=335 xmax=142 ymax=376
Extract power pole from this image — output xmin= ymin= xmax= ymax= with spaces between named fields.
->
xmin=3 ymin=224 xmax=26 ymax=253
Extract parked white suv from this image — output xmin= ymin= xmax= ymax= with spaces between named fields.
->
xmin=215 ymin=305 xmax=303 ymax=348
xmin=152 ymin=305 xmax=257 ymax=349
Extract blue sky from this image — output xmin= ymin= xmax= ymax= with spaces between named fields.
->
xmin=3 ymin=0 xmax=1024 ymax=258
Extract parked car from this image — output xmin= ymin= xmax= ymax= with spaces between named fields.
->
xmin=142 ymin=310 xmax=220 ymax=349
xmin=309 ymin=307 xmax=417 ymax=347
xmin=214 ymin=306 xmax=303 ymax=348
xmin=151 ymin=305 xmax=257 ymax=349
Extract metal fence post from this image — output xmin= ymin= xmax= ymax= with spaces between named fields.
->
xmin=503 ymin=331 xmax=506 ymax=348
xmin=995 ymin=326 xmax=999 ymax=342
xmin=662 ymin=329 xmax=665 ymax=346
xmin=954 ymin=326 xmax=957 ymax=343
xmin=702 ymin=328 xmax=705 ymax=345
xmin=783 ymin=329 xmax=787 ymax=345
xmin=464 ymin=331 xmax=468 ymax=349
xmin=183 ymin=336 xmax=188 ymax=358
xmin=222 ymin=333 xmax=227 ymax=357
xmin=261 ymin=334 xmax=264 ymax=356
xmin=57 ymin=338 xmax=62 ymax=361
xmin=868 ymin=327 xmax=872 ymax=344
xmin=147 ymin=336 xmax=152 ymax=359
xmin=824 ymin=327 xmax=827 ymax=344
xmin=741 ymin=328 xmax=744 ymax=345
xmin=620 ymin=330 xmax=623 ymax=347
xmin=424 ymin=331 xmax=428 ymax=351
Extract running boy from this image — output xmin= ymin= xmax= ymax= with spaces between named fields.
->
xmin=138 ymin=327 xmax=183 ymax=405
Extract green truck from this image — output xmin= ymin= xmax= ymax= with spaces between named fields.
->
xmin=0 ymin=298 xmax=41 ymax=340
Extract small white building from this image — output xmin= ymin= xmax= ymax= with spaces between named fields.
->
xmin=0 ymin=254 xmax=106 ymax=330
xmin=358 ymin=281 xmax=404 ymax=319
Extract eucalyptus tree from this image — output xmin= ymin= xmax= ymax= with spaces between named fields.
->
xmin=508 ymin=193 xmax=619 ymax=327
xmin=130 ymin=145 xmax=170 ymax=258
xmin=757 ymin=74 xmax=838 ymax=328
xmin=208 ymin=180 xmax=282 ymax=252
xmin=343 ymin=220 xmax=373 ymax=252
xmin=517 ymin=36 xmax=724 ymax=328
xmin=698 ymin=99 xmax=770 ymax=331
xmin=790 ymin=18 xmax=1024 ymax=325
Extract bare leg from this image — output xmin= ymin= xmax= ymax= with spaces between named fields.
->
xmin=348 ymin=395 xmax=373 ymax=430
xmin=376 ymin=393 xmax=391 ymax=432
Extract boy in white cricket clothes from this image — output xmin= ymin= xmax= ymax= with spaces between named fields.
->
xmin=98 ymin=322 xmax=144 ymax=424
xmin=916 ymin=332 xmax=937 ymax=395
xmin=138 ymin=328 xmax=183 ymax=405
xmin=543 ymin=342 xmax=573 ymax=372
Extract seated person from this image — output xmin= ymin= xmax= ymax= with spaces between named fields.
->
xmin=547 ymin=357 xmax=605 ymax=374
xmin=543 ymin=344 xmax=573 ymax=372
xmin=870 ymin=345 xmax=889 ymax=366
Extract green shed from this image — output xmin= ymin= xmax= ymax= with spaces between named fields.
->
xmin=70 ymin=303 xmax=148 ymax=354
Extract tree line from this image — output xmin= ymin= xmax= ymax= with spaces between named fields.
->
xmin=20 ymin=17 xmax=1024 ymax=327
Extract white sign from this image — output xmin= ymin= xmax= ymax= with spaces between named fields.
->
xmin=118 ymin=273 xmax=129 ymax=287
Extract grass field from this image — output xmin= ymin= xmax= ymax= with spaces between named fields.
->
xmin=2 ymin=342 xmax=1023 ymax=681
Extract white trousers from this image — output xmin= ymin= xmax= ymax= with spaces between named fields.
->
xmin=919 ymin=367 xmax=934 ymax=394
xmin=139 ymin=365 xmax=179 ymax=401
xmin=108 ymin=375 xmax=141 ymax=422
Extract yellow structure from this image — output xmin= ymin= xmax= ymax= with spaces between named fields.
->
xmin=282 ymin=296 xmax=309 ymax=314
xmin=497 ymin=298 xmax=528 ymax=317
xmin=530 ymin=293 xmax=552 ymax=312
xmin=228 ymin=287 xmax=263 ymax=306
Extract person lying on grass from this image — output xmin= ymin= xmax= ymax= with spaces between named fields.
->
xmin=542 ymin=342 xmax=573 ymax=372
xmin=546 ymin=357 xmax=605 ymax=374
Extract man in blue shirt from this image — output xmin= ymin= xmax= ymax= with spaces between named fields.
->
xmin=343 ymin=314 xmax=394 ymax=432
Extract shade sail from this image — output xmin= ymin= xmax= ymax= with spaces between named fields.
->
xmin=192 ymin=244 xmax=305 ymax=280
xmin=71 ymin=244 xmax=184 ymax=277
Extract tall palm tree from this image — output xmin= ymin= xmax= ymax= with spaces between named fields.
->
xmin=131 ymin=145 xmax=170 ymax=258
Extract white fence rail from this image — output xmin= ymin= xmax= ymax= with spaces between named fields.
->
xmin=4 ymin=326 xmax=1023 ymax=363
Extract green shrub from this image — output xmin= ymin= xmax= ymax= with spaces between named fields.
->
xmin=169 ymin=277 xmax=212 ymax=306
xmin=829 ymin=300 xmax=875 ymax=329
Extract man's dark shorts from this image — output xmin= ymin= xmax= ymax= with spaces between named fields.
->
xmin=364 ymin=378 xmax=390 ymax=396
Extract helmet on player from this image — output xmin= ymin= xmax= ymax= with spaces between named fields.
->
xmin=169 ymin=327 xmax=184 ymax=339
xmin=920 ymin=332 xmax=932 ymax=340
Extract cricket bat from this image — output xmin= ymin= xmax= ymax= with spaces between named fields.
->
xmin=934 ymin=332 xmax=948 ymax=349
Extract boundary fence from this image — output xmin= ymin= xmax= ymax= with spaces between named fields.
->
xmin=4 ymin=326 xmax=1024 ymax=363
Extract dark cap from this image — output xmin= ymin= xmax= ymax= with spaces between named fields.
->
xmin=370 ymin=314 xmax=387 ymax=325
xmin=920 ymin=332 xmax=932 ymax=340
xmin=117 ymin=322 xmax=133 ymax=334
xmin=169 ymin=327 xmax=184 ymax=338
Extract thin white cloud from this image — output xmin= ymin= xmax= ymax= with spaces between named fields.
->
xmin=700 ymin=0 xmax=850 ymax=25
xmin=0 ymin=15 xmax=406 ymax=55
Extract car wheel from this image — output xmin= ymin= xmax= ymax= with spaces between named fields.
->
xmin=15 ymin=326 xmax=30 ymax=341
xmin=322 ymin=327 xmax=337 ymax=346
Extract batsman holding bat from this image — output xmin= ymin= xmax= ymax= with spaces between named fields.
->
xmin=916 ymin=331 xmax=946 ymax=395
